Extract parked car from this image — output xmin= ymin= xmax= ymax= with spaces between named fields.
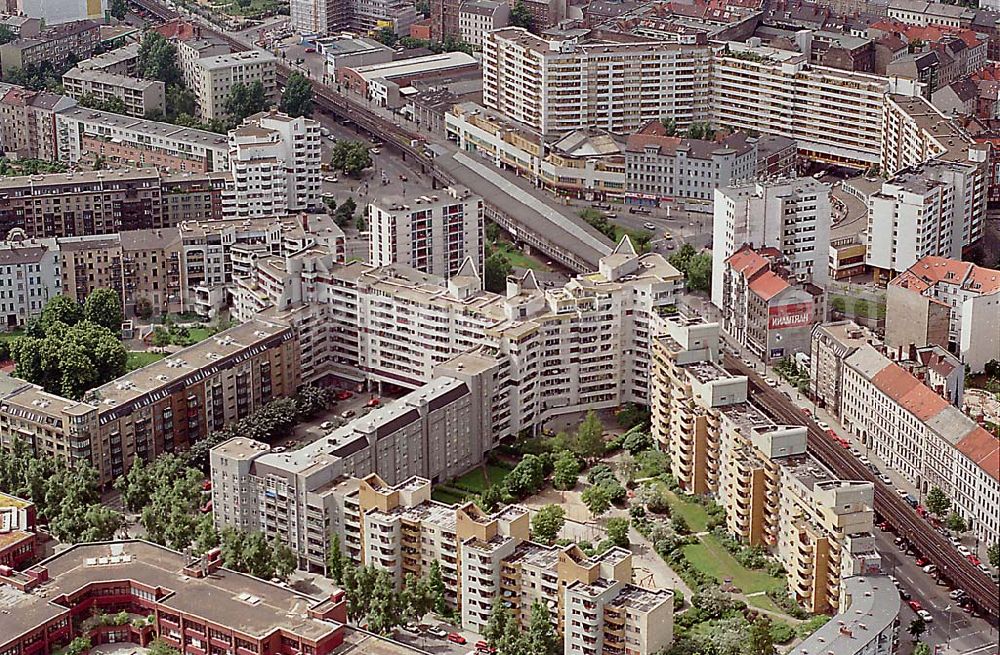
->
xmin=427 ymin=626 xmax=448 ymax=638
xmin=881 ymin=475 xmax=892 ymax=485
xmin=851 ymin=448 xmax=862 ymax=457
xmin=402 ymin=623 xmax=420 ymax=635
xmin=922 ymin=564 xmax=937 ymax=575
xmin=447 ymin=633 xmax=467 ymax=645
xmin=271 ymin=446 xmax=287 ymax=453
xmin=341 ymin=410 xmax=356 ymax=419
xmin=917 ymin=609 xmax=934 ymax=623
xmin=908 ymin=600 xmax=922 ymax=612
xmin=643 ymin=222 xmax=657 ymax=230
xmin=336 ymin=390 xmax=353 ymax=400
xmin=949 ymin=589 xmax=966 ymax=600
xmin=320 ymin=421 xmax=335 ymax=430
xmin=817 ymin=421 xmax=830 ymax=430
xmin=201 ymin=479 xmax=212 ymax=491
xmin=200 ymin=501 xmax=212 ymax=513
xmin=475 ymin=641 xmax=496 ymax=654
xmin=366 ymin=397 xmax=381 ymax=407
xmin=898 ymin=589 xmax=911 ymax=601
xmin=958 ymin=545 xmax=972 ymax=557
xmin=915 ymin=557 xmax=929 ymax=567
xmin=765 ymin=377 xmax=779 ymax=387
xmin=630 ymin=207 xmax=651 ymax=214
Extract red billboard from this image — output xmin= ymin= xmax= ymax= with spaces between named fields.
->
xmin=768 ymin=302 xmax=813 ymax=330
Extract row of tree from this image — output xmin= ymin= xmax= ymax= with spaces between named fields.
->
xmin=0 ymin=439 xmax=121 ymax=542
xmin=483 ymin=597 xmax=560 ymax=655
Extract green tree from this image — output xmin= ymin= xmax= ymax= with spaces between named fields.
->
xmin=137 ymin=32 xmax=181 ymax=85
xmin=748 ymin=616 xmax=777 ymax=655
xmin=622 ymin=429 xmax=653 ymax=455
xmin=224 ymin=80 xmax=267 ymax=125
xmin=84 ymin=288 xmax=124 ymax=331
xmin=194 ymin=514 xmax=219 ymax=554
xmin=526 ymin=600 xmax=560 ymax=655
xmin=504 ymin=454 xmax=545 ymax=498
xmin=605 ymin=517 xmax=630 ymax=548
xmin=280 ymin=71 xmax=314 ymax=118
xmin=135 ymin=297 xmax=154 ymax=320
xmin=374 ymin=27 xmax=399 ymax=46
xmin=509 ymin=0 xmax=533 ymax=30
xmin=272 ymin=537 xmax=297 ymax=579
xmin=913 ymin=643 xmax=931 ymax=655
xmin=484 ymin=597 xmax=511 ymax=647
xmin=908 ymin=617 xmax=926 ymax=641
xmin=40 ymin=295 xmax=83 ymax=330
xmin=427 ymin=560 xmax=447 ymax=614
xmin=531 ymin=505 xmax=565 ymax=544
xmin=988 ymin=542 xmax=999 ymax=569
xmin=925 ymin=486 xmax=950 ymax=517
xmin=686 ymin=253 xmax=712 ymax=293
xmin=110 ymin=0 xmax=128 ymax=19
xmin=326 ymin=535 xmax=345 ymax=582
xmin=330 ymin=140 xmax=372 ymax=177
xmin=660 ymin=117 xmax=677 ymax=136
xmin=552 ymin=450 xmax=580 ymax=490
xmin=575 ymin=410 xmax=605 ymax=461
xmin=946 ymin=512 xmax=967 ymax=533
xmin=65 ymin=637 xmax=92 ymax=655
xmin=165 ymin=84 xmax=196 ymax=119
xmin=582 ymin=484 xmax=613 ymax=517
xmin=484 ymin=251 xmax=512 ymax=293
xmin=0 ymin=26 xmax=16 ymax=45
xmin=147 ymin=640 xmax=181 ymax=655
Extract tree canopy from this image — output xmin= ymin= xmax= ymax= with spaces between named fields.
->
xmin=137 ymin=32 xmax=181 ymax=85
xmin=330 ymin=140 xmax=372 ymax=177
xmin=84 ymin=288 xmax=124 ymax=331
xmin=531 ymin=505 xmax=565 ymax=544
xmin=280 ymin=72 xmax=314 ymax=118
xmin=224 ymin=80 xmax=267 ymax=125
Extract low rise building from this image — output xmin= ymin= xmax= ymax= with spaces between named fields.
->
xmin=885 ymin=256 xmax=1000 ymax=373
xmin=0 ymin=318 xmax=299 ymax=486
xmin=62 ymin=68 xmax=166 ymax=118
xmin=316 ymin=34 xmax=393 ymax=74
xmin=0 ymin=20 xmax=100 ymax=77
xmin=712 ymin=178 xmax=832 ymax=309
xmin=625 ymin=122 xmax=757 ymax=205
xmin=839 ymin=342 xmax=1000 ymax=546
xmin=338 ymin=52 xmax=480 ymax=108
xmin=0 ymin=492 xmax=38 ymax=570
xmin=55 ymin=106 xmax=230 ymax=173
xmin=721 ymin=245 xmax=825 ymax=363
xmin=368 ymin=187 xmax=484 ymax=278
xmin=794 ymin=576 xmax=900 ymax=655
xmin=0 ymin=540 xmax=347 ymax=655
xmin=650 ymin=311 xmax=879 ymax=613
xmin=75 ymin=42 xmax=142 ymax=75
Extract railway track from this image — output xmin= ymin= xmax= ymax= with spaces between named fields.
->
xmin=722 ymin=354 xmax=999 ymax=621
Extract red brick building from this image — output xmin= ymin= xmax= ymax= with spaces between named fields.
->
xmin=0 ymin=541 xmax=347 ymax=655
xmin=0 ymin=493 xmax=38 ymax=572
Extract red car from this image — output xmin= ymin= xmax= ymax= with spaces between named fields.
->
xmin=475 ymin=641 xmax=496 ymax=654
xmin=826 ymin=429 xmax=838 ymax=439
xmin=800 ymin=408 xmax=812 ymax=416
xmin=305 ymin=47 xmax=316 ymax=53
xmin=367 ymin=397 xmax=381 ymax=407
xmin=447 ymin=633 xmax=467 ymax=645
xmin=967 ymin=555 xmax=981 ymax=566
xmin=915 ymin=557 xmax=929 ymax=567
xmin=336 ymin=390 xmax=353 ymax=400
xmin=908 ymin=600 xmax=922 ymax=612
xmin=838 ymin=438 xmax=850 ymax=449
xmin=201 ymin=479 xmax=212 ymax=491
xmin=200 ymin=500 xmax=212 ymax=514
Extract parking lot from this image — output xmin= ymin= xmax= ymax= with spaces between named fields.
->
xmin=272 ymin=386 xmax=405 ymax=450
xmin=390 ymin=621 xmax=484 ymax=655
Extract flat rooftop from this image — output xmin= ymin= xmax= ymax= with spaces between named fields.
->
xmin=0 ymin=541 xmax=341 ymax=644
xmin=57 ymin=106 xmax=229 ymax=150
xmin=796 ymin=575 xmax=900 ymax=655
xmin=350 ymin=52 xmax=477 ymax=82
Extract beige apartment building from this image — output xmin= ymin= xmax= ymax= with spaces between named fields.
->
xmin=62 ymin=67 xmax=166 ymax=118
xmin=0 ymin=318 xmax=299 ymax=486
xmin=0 ymin=87 xmax=76 ymax=162
xmin=483 ymin=28 xmax=712 ymax=136
xmin=0 ymin=20 xmax=100 ymax=76
xmin=57 ymin=234 xmax=124 ymax=305
xmin=650 ymin=310 xmax=879 ymax=613
xmin=190 ymin=50 xmax=279 ymax=121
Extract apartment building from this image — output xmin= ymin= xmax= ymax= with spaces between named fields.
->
xmin=885 ymin=257 xmax=1000 ymax=373
xmin=0 ymin=318 xmax=299 ymax=486
xmin=188 ymin=49 xmax=279 ymax=121
xmin=650 ymin=312 xmax=880 ymax=613
xmin=866 ymin=158 xmax=989 ymax=281
xmin=12 ymin=0 xmax=107 ymax=26
xmin=62 ymin=68 xmax=166 ymax=119
xmin=0 ymin=169 xmax=164 ymax=239
xmin=368 ymin=187 xmax=484 ymax=278
xmin=721 ymin=245 xmax=825 ymax=363
xmin=445 ymin=103 xmax=627 ymax=201
xmin=76 ymin=42 xmax=142 ymax=76
xmin=120 ymin=229 xmax=184 ymax=319
xmin=290 ymin=0 xmax=344 ymax=35
xmin=234 ymin=238 xmax=683 ymax=433
xmin=57 ymin=235 xmax=123 ymax=306
xmin=0 ymin=20 xmax=100 ymax=77
xmin=839 ymin=344 xmax=1000 ymax=546
xmin=0 ymin=87 xmax=76 ymax=162
xmin=0 ymin=540 xmax=347 ymax=655
xmin=0 ymin=234 xmax=61 ymax=328
xmin=793 ymin=576 xmax=900 ymax=655
xmin=0 ymin=492 xmax=39 ymax=570
xmin=226 ymin=111 xmax=322 ymax=219
xmin=458 ymin=0 xmax=510 ymax=49
xmin=887 ymin=0 xmax=976 ymax=29
xmin=712 ymin=178 xmax=832 ymax=309
xmin=55 ymin=106 xmax=230 ymax=173
xmin=625 ymin=122 xmax=757 ymax=204
xmin=711 ymin=40 xmax=903 ymax=167
xmin=482 ymin=28 xmax=712 ymax=136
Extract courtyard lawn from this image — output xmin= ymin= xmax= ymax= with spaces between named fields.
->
xmin=431 ymin=487 xmax=469 ymax=505
xmin=495 ymin=242 xmax=551 ymax=272
xmin=186 ymin=327 xmax=214 ymax=343
xmin=664 ymin=489 xmax=711 ymax=533
xmin=453 ymin=463 xmax=513 ymax=493
xmin=681 ymin=534 xmax=786 ymax=595
xmin=746 ymin=593 xmax=784 ymax=615
xmin=127 ymin=351 xmax=166 ymax=371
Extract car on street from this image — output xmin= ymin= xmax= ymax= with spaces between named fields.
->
xmin=765 ymin=377 xmax=779 ymax=387
xmin=881 ymin=475 xmax=893 ymax=485
xmin=630 ymin=207 xmax=651 ymax=214
xmin=915 ymin=557 xmax=929 ymax=567
xmin=898 ymin=589 xmax=911 ymax=601
xmin=958 ymin=545 xmax=972 ymax=557
xmin=324 ymin=176 xmax=338 ymax=183
xmin=336 ymin=390 xmax=353 ymax=400
xmin=966 ymin=554 xmax=981 ymax=566
xmin=949 ymin=589 xmax=966 ymax=600
xmin=321 ymin=421 xmax=335 ymax=430
xmin=366 ymin=397 xmax=381 ymax=407
xmin=643 ymin=222 xmax=657 ymax=230
xmin=922 ymin=564 xmax=937 ymax=574
xmin=475 ymin=641 xmax=496 ymax=654
xmin=402 ymin=623 xmax=420 ymax=635
xmin=447 ymin=633 xmax=467 ymax=645
xmin=817 ymin=421 xmax=830 ymax=430
xmin=908 ymin=600 xmax=922 ymax=612
xmin=950 ymin=536 xmax=962 ymax=548
xmin=271 ymin=446 xmax=286 ymax=453
xmin=305 ymin=47 xmax=316 ymax=53
xmin=850 ymin=448 xmax=862 ymax=457
xmin=896 ymin=488 xmax=909 ymax=498
xmin=917 ymin=610 xmax=934 ymax=623
xmin=370 ymin=148 xmax=381 ymax=154
xmin=859 ymin=455 xmax=871 ymax=466
xmin=341 ymin=410 xmax=356 ymax=419
xmin=427 ymin=626 xmax=448 ymax=638
xmin=200 ymin=500 xmax=212 ymax=513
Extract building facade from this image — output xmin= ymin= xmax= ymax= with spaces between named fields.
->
xmin=0 ymin=234 xmax=61 ymax=328
xmin=62 ymin=68 xmax=166 ymax=119
xmin=189 ymin=50 xmax=279 ymax=121
xmin=0 ymin=20 xmax=100 ymax=76
xmin=368 ymin=187 xmax=484 ymax=278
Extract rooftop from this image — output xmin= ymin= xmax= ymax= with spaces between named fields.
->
xmin=350 ymin=52 xmax=478 ymax=82
xmin=795 ymin=576 xmax=900 ymax=655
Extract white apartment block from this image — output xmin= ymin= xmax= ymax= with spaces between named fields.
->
xmin=712 ymin=178 xmax=831 ymax=309
xmin=866 ymin=158 xmax=988 ymax=280
xmin=233 ymin=237 xmax=683 ymax=434
xmin=75 ymin=42 xmax=141 ymax=75
xmin=711 ymin=40 xmax=908 ymax=167
xmin=885 ymin=257 xmax=1000 ymax=373
xmin=15 ymin=0 xmax=106 ymax=25
xmin=185 ymin=48 xmax=279 ymax=121
xmin=62 ymin=68 xmax=166 ymax=118
xmin=483 ymin=28 xmax=712 ymax=136
xmin=887 ymin=0 xmax=975 ymax=28
xmin=458 ymin=0 xmax=510 ymax=50
xmin=290 ymin=0 xmax=344 ymax=35
xmin=650 ymin=312 xmax=879 ymax=613
xmin=0 ymin=233 xmax=61 ymax=328
xmin=840 ymin=344 xmax=1000 ymax=547
xmin=793 ymin=576 xmax=900 ymax=655
xmin=226 ymin=111 xmax=322 ymax=219
xmin=368 ymin=187 xmax=484 ymax=278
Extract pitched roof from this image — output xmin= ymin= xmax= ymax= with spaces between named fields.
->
xmin=747 ymin=270 xmax=790 ymax=301
xmin=889 ymin=255 xmax=1000 ymax=296
xmin=955 ymin=427 xmax=1000 ymax=482
xmin=871 ymin=362 xmax=949 ymax=421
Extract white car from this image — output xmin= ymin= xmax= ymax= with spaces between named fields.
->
xmin=817 ymin=421 xmax=830 ymax=430
xmin=324 ymin=176 xmax=339 ymax=183
xmin=765 ymin=377 xmax=779 ymax=387
xmin=642 ymin=222 xmax=657 ymax=230
xmin=922 ymin=564 xmax=937 ymax=575
xmin=320 ymin=420 xmax=335 ymax=430
xmin=851 ymin=448 xmax=862 ymax=457
xmin=859 ymin=455 xmax=871 ymax=466
xmin=957 ymin=545 xmax=972 ymax=557
xmin=896 ymin=488 xmax=909 ymax=498
xmin=917 ymin=609 xmax=934 ymax=622
xmin=880 ymin=475 xmax=892 ymax=485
